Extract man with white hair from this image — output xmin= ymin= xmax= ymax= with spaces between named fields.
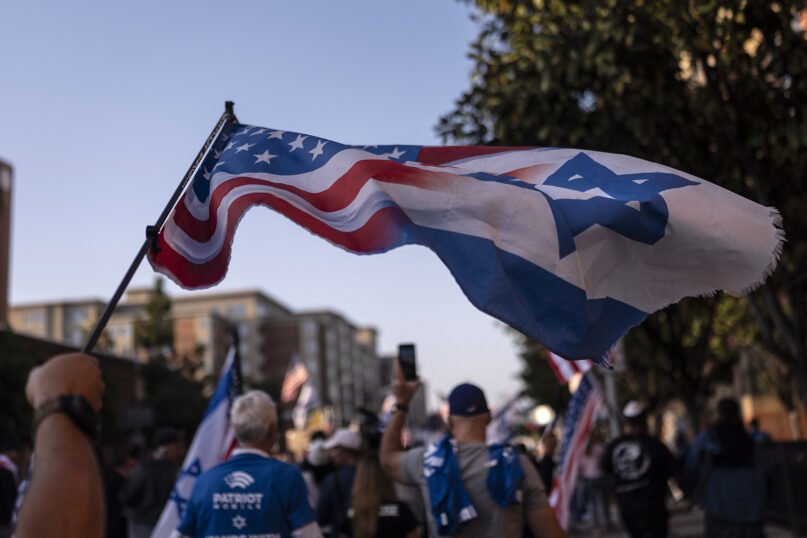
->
xmin=173 ymin=390 xmax=322 ymax=538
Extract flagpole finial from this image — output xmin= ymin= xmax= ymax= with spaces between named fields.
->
xmin=225 ymin=101 xmax=235 ymax=116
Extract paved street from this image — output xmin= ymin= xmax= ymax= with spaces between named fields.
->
xmin=568 ymin=507 xmax=796 ymax=537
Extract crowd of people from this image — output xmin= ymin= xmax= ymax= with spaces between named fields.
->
xmin=561 ymin=399 xmax=772 ymax=538
xmin=3 ymin=353 xmax=777 ymax=538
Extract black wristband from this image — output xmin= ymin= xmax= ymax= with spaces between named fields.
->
xmin=32 ymin=395 xmax=98 ymax=441
xmin=392 ymin=402 xmax=409 ymax=413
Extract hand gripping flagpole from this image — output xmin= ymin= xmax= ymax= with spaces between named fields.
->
xmin=82 ymin=102 xmax=238 ymax=354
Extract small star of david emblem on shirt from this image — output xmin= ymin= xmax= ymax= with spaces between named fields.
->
xmin=232 ymin=514 xmax=247 ymax=530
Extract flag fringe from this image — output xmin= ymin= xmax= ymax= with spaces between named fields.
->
xmin=729 ymin=207 xmax=785 ymax=297
xmin=594 ymin=353 xmax=615 ymax=370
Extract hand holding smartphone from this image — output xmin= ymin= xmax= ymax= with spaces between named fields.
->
xmin=397 ymin=343 xmax=417 ymax=381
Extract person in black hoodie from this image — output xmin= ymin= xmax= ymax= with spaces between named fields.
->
xmin=601 ymin=401 xmax=674 ymax=538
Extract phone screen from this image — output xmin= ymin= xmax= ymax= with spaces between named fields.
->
xmin=398 ymin=343 xmax=417 ymax=381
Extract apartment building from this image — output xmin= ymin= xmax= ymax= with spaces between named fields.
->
xmin=10 ymin=286 xmax=384 ymax=425
xmin=10 ymin=298 xmax=106 ymax=348
xmin=261 ymin=311 xmax=381 ymax=425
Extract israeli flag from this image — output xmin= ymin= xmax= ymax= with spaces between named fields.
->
xmin=150 ymin=348 xmax=239 ymax=538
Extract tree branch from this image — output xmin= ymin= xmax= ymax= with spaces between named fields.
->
xmin=746 ymin=295 xmax=792 ymax=367
xmin=760 ymin=282 xmax=799 ymax=359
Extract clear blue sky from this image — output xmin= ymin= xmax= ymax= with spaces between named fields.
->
xmin=1 ymin=0 xmax=525 ymax=406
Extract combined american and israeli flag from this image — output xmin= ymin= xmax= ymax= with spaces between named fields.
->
xmin=148 ymin=120 xmax=782 ymax=362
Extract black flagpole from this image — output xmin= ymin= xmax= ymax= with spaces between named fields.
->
xmin=228 ymin=325 xmax=244 ymax=397
xmin=82 ymin=101 xmax=238 ymax=354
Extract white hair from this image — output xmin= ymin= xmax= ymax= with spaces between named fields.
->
xmin=230 ymin=390 xmax=277 ymax=445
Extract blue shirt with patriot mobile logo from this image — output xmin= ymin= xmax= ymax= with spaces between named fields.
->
xmin=177 ymin=450 xmax=314 ymax=538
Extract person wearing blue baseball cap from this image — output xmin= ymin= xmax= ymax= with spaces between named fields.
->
xmin=380 ymin=362 xmax=565 ymax=538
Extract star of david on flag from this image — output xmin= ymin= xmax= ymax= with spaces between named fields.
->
xmin=149 ymin=119 xmax=783 ymax=361
xmin=150 ymin=348 xmax=240 ymax=538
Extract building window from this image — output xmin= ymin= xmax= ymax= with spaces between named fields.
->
xmin=68 ymin=328 xmax=83 ymax=346
xmin=70 ymin=308 xmax=88 ymax=324
xmin=304 ymin=339 xmax=317 ymax=355
xmin=303 ymin=320 xmax=317 ymax=337
xmin=227 ymin=304 xmax=247 ymax=319
xmin=109 ymin=325 xmax=132 ymax=339
xmin=23 ymin=311 xmax=45 ymax=325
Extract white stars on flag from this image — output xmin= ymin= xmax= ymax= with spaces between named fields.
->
xmin=268 ymin=130 xmax=285 ymax=140
xmin=309 ymin=140 xmax=327 ymax=161
xmin=202 ymin=167 xmax=212 ymax=181
xmin=384 ymin=147 xmax=406 ymax=159
xmin=254 ymin=150 xmax=276 ymax=165
xmin=288 ymin=134 xmax=307 ymax=152
xmin=250 ymin=128 xmax=266 ymax=136
xmin=235 ymin=142 xmax=254 ymax=153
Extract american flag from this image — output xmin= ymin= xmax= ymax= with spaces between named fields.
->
xmin=548 ymin=371 xmax=603 ymax=530
xmin=291 ymin=380 xmax=319 ymax=429
xmin=547 ymin=351 xmax=592 ymax=385
xmin=148 ymin=121 xmax=781 ymax=361
xmin=280 ymin=355 xmax=309 ymax=404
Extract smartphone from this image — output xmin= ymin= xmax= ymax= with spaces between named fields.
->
xmin=397 ymin=343 xmax=417 ymax=381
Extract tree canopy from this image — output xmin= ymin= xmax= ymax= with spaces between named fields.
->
xmin=441 ymin=0 xmax=807 ymax=407
xmin=134 ymin=277 xmax=207 ymax=434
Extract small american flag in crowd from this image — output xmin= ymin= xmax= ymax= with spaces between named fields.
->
xmin=547 ymin=351 xmax=592 ymax=385
xmin=149 ymin=120 xmax=781 ymax=362
xmin=280 ymin=355 xmax=309 ymax=404
xmin=291 ymin=380 xmax=319 ymax=429
xmin=548 ymin=371 xmax=603 ymax=530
